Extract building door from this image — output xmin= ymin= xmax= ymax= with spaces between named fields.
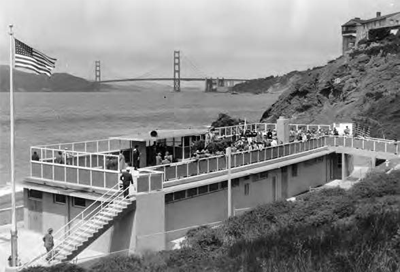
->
xmin=281 ymin=166 xmax=288 ymax=199
xmin=28 ymin=199 xmax=43 ymax=233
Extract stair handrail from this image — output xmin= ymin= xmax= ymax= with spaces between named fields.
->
xmin=48 ymin=186 xmax=131 ymax=263
xmin=22 ymin=182 xmax=122 ymax=268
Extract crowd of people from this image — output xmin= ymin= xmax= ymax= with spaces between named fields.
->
xmin=190 ymin=125 xmax=352 ymax=159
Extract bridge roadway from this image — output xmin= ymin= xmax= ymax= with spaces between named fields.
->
xmin=98 ymin=77 xmax=249 ymax=84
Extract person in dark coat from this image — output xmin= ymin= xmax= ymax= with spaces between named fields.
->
xmin=43 ymin=228 xmax=54 ymax=261
xmin=132 ymin=145 xmax=140 ymax=170
xmin=120 ymin=169 xmax=133 ymax=198
xmin=32 ymin=151 xmax=40 ymax=161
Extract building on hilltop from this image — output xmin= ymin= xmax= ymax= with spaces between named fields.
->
xmin=342 ymin=11 xmax=400 ymax=54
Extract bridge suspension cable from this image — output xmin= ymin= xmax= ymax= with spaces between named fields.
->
xmin=180 ymin=52 xmax=208 ymax=78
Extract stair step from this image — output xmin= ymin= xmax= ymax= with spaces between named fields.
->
xmin=105 ymin=205 xmax=124 ymax=212
xmin=110 ymin=202 xmax=128 ymax=209
xmin=69 ymin=235 xmax=88 ymax=245
xmin=85 ymin=221 xmax=105 ymax=230
xmin=100 ymin=210 xmax=119 ymax=217
xmin=60 ymin=243 xmax=78 ymax=252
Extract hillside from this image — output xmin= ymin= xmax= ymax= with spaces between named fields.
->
xmin=233 ymin=30 xmax=400 ymax=139
xmin=261 ymin=33 xmax=400 ymax=139
xmin=0 ymin=65 xmax=102 ymax=92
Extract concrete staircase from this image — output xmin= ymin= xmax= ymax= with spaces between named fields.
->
xmin=51 ymin=196 xmax=134 ymax=263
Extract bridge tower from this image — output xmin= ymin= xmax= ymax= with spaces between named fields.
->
xmin=173 ymin=51 xmax=180 ymax=92
xmin=95 ymin=61 xmax=101 ymax=82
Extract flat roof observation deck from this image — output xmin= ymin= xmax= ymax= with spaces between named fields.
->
xmin=28 ymin=138 xmax=164 ymax=194
xmin=27 ymin=123 xmax=399 ymax=194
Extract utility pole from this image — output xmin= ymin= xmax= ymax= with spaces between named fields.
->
xmin=226 ymin=146 xmax=232 ymax=217
xmin=173 ymin=51 xmax=180 ymax=92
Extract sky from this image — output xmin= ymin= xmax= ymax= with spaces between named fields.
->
xmin=0 ymin=0 xmax=399 ymax=81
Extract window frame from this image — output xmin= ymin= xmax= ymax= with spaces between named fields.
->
xmin=28 ymin=189 xmax=43 ymax=201
xmin=72 ymin=197 xmax=86 ymax=208
xmin=53 ymin=194 xmax=66 ymax=205
xmin=244 ymin=183 xmax=250 ymax=195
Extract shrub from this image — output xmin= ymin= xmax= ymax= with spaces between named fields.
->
xmin=21 ymin=263 xmax=86 ymax=272
xmin=89 ymin=255 xmax=143 ymax=272
xmin=210 ymin=113 xmax=243 ymax=128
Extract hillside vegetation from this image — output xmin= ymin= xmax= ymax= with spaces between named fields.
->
xmin=253 ymin=31 xmax=400 ymax=139
xmin=22 ymin=170 xmax=400 ymax=272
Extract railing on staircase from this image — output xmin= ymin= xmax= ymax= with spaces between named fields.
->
xmin=21 ymin=183 xmax=127 ymax=268
xmin=48 ymin=186 xmax=131 ymax=264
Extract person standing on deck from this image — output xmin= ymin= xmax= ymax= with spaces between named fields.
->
xmin=43 ymin=228 xmax=54 ymax=262
xmin=119 ymin=150 xmax=126 ymax=172
xmin=31 ymin=151 xmax=40 ymax=161
xmin=133 ymin=145 xmax=140 ymax=170
xmin=120 ymin=168 xmax=133 ymax=198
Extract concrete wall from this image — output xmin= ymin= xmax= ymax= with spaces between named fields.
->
xmin=24 ymin=190 xmax=114 ymax=254
xmin=135 ymin=192 xmax=165 ymax=253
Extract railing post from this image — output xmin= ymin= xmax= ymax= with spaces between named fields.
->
xmin=186 ymin=163 xmax=189 ymax=177
xmin=108 ymin=139 xmax=111 ymax=151
xmin=64 ymin=162 xmax=67 ymax=182
xmin=30 ymin=148 xmax=32 ymax=176
xmin=242 ymin=152 xmax=244 ymax=165
xmin=343 ymin=137 xmax=346 ymax=148
xmin=90 ymin=155 xmax=93 ymax=187
xmin=103 ymin=155 xmax=106 ymax=187
xmin=207 ymin=159 xmax=210 ymax=173
xmin=373 ymin=141 xmax=376 ymax=151
xmin=258 ymin=149 xmax=260 ymax=162
xmin=249 ymin=151 xmax=252 ymax=164
xmin=72 ymin=143 xmax=75 ymax=151
xmin=334 ymin=137 xmax=337 ymax=146
xmin=41 ymin=148 xmax=44 ymax=178
xmin=52 ymin=149 xmax=55 ymax=181
xmin=217 ymin=156 xmax=219 ymax=170
xmin=84 ymin=142 xmax=87 ymax=152
xmin=77 ymin=152 xmax=80 ymax=184
xmin=385 ymin=142 xmax=387 ymax=153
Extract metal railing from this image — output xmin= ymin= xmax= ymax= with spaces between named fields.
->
xmin=147 ymin=137 xmax=328 ymax=182
xmin=23 ymin=185 xmax=131 ymax=268
xmin=30 ymin=146 xmax=120 ymax=190
xmin=213 ymin=122 xmax=332 ymax=138
xmin=34 ymin=138 xmax=130 ymax=153
xmin=327 ymin=136 xmax=399 ymax=155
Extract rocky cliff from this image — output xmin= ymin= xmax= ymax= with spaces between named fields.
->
xmin=236 ymin=31 xmax=400 ymax=139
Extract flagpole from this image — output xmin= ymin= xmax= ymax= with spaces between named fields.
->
xmin=9 ymin=24 xmax=19 ymax=268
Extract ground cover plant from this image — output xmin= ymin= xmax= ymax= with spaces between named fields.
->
xmin=21 ymin=170 xmax=400 ymax=272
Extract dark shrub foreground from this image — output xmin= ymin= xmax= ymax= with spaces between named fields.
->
xmin=22 ymin=170 xmax=400 ymax=272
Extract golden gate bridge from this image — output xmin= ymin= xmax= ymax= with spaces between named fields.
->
xmin=94 ymin=51 xmax=253 ymax=92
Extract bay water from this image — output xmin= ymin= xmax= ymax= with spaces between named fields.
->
xmin=0 ymin=89 xmax=278 ymax=193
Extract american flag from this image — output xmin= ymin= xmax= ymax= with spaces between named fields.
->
xmin=14 ymin=39 xmax=56 ymax=76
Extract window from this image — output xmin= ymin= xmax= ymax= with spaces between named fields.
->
xmin=221 ymin=180 xmax=228 ymax=189
xmin=187 ymin=188 xmax=198 ymax=197
xmin=199 ymin=185 xmax=209 ymax=194
xmin=28 ymin=190 xmax=42 ymax=200
xmin=260 ymin=171 xmax=268 ymax=179
xmin=244 ymin=184 xmax=250 ymax=195
xmin=252 ymin=174 xmax=259 ymax=182
xmin=232 ymin=178 xmax=240 ymax=187
xmin=244 ymin=176 xmax=250 ymax=180
xmin=165 ymin=193 xmax=173 ymax=203
xmin=72 ymin=197 xmax=86 ymax=208
xmin=54 ymin=194 xmax=66 ymax=204
xmin=292 ymin=164 xmax=298 ymax=177
xmin=209 ymin=183 xmax=219 ymax=192
xmin=173 ymin=191 xmax=186 ymax=201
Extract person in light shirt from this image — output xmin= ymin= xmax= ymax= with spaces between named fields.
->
xmin=271 ymin=137 xmax=278 ymax=146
